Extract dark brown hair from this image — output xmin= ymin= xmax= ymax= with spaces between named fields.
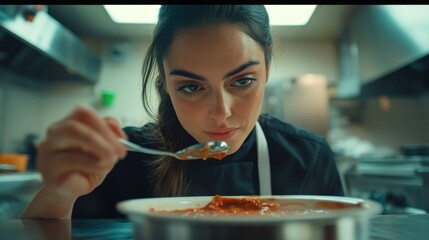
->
xmin=141 ymin=5 xmax=273 ymax=196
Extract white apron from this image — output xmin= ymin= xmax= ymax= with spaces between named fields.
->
xmin=255 ymin=121 xmax=272 ymax=195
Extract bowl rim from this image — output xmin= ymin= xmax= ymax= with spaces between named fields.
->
xmin=116 ymin=195 xmax=383 ymax=224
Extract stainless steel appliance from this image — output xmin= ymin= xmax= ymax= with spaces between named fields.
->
xmin=345 ymin=155 xmax=429 ymax=214
xmin=343 ymin=5 xmax=429 ymax=97
xmin=0 ymin=5 xmax=101 ymax=83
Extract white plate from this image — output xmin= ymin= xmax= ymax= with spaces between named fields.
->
xmin=117 ymin=195 xmax=382 ymax=224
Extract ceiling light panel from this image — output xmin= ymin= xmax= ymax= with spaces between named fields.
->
xmin=104 ymin=5 xmax=317 ymax=26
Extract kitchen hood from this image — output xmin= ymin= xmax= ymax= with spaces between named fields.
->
xmin=0 ymin=5 xmax=101 ymax=83
xmin=339 ymin=5 xmax=429 ymax=97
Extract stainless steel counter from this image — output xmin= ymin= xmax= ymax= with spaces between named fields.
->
xmin=345 ymin=155 xmax=429 ymax=213
xmin=0 ymin=171 xmax=42 ymax=218
xmin=0 ymin=214 xmax=428 ymax=240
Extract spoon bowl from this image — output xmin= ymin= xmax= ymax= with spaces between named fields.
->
xmin=119 ymin=138 xmax=230 ymax=160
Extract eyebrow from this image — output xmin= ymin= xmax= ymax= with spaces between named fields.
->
xmin=169 ymin=60 xmax=261 ymax=81
xmin=224 ymin=60 xmax=260 ymax=79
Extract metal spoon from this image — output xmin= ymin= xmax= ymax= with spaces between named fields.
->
xmin=119 ymin=138 xmax=230 ymax=160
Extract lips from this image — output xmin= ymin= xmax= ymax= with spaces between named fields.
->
xmin=205 ymin=128 xmax=238 ymax=141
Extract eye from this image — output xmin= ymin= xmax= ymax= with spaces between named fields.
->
xmin=232 ymin=77 xmax=256 ymax=88
xmin=177 ymin=84 xmax=201 ymax=97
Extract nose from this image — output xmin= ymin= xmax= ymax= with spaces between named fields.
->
xmin=208 ymin=90 xmax=232 ymax=122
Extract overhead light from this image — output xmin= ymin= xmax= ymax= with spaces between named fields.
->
xmin=104 ymin=5 xmax=317 ymax=26
xmin=265 ymin=5 xmax=317 ymax=26
xmin=104 ymin=5 xmax=161 ymax=24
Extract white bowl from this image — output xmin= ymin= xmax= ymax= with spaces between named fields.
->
xmin=117 ymin=195 xmax=382 ymax=240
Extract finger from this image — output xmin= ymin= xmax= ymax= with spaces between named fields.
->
xmin=42 ymin=120 xmax=119 ymax=162
xmin=69 ymin=106 xmax=124 ymax=155
xmin=104 ymin=117 xmax=127 ymax=159
xmin=39 ymin=149 xmax=117 ymax=180
xmin=104 ymin=116 xmax=127 ymax=139
xmin=39 ymin=151 xmax=116 ymax=195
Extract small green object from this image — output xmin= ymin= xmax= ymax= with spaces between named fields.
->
xmin=102 ymin=90 xmax=116 ymax=107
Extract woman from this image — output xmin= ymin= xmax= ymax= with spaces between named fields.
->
xmin=22 ymin=5 xmax=344 ymax=219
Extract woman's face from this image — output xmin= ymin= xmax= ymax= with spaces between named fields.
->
xmin=163 ymin=24 xmax=269 ymax=155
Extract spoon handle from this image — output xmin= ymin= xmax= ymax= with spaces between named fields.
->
xmin=119 ymin=138 xmax=177 ymax=158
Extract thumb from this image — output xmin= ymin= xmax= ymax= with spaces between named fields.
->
xmin=104 ymin=116 xmax=127 ymax=139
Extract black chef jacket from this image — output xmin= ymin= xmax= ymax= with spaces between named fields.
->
xmin=72 ymin=114 xmax=345 ymax=218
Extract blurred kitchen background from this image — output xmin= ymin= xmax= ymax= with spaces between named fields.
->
xmin=1 ymin=5 xmax=429 ymax=217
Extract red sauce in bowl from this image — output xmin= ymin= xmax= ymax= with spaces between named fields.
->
xmin=150 ymin=194 xmax=363 ymax=217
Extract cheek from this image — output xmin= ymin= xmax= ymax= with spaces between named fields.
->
xmin=174 ymin=101 xmax=198 ymax=119
xmin=238 ymin=89 xmax=264 ymax=116
xmin=170 ymin=96 xmax=204 ymax=126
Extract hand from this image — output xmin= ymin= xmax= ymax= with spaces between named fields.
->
xmin=37 ymin=105 xmax=127 ymax=199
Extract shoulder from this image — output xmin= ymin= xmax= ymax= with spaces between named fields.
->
xmin=258 ymin=113 xmax=329 ymax=148
xmin=258 ymin=113 xmax=333 ymax=162
xmin=258 ymin=114 xmax=343 ymax=196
